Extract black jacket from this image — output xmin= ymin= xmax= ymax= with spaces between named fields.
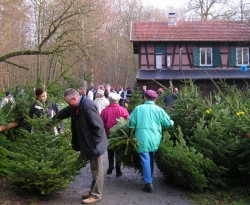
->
xmin=55 ymin=96 xmax=108 ymax=161
xmin=29 ymin=99 xmax=60 ymax=118
xmin=29 ymin=99 xmax=64 ymax=132
xmin=163 ymin=92 xmax=178 ymax=107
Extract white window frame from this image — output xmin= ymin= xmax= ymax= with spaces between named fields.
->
xmin=236 ymin=47 xmax=249 ymax=66
xmin=199 ymin=48 xmax=212 ymax=66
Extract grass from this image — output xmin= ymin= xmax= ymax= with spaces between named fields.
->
xmin=188 ymin=189 xmax=250 ymax=205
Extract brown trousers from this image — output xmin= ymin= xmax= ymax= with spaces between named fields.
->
xmin=89 ymin=155 xmax=104 ymax=198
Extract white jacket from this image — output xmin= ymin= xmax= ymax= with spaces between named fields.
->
xmin=94 ymin=97 xmax=110 ymax=114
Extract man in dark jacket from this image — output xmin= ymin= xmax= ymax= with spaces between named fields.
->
xmin=163 ymin=87 xmax=179 ymax=108
xmin=55 ymin=88 xmax=108 ymax=204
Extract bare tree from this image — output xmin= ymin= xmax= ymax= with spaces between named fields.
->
xmin=184 ymin=0 xmax=229 ymax=20
xmin=92 ymin=0 xmax=171 ymax=88
xmin=0 ymin=0 xmax=31 ymax=87
xmin=225 ymin=0 xmax=250 ymax=21
xmin=0 ymin=0 xmax=99 ymax=87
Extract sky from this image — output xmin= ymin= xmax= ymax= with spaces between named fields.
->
xmin=141 ymin=0 xmax=190 ymax=9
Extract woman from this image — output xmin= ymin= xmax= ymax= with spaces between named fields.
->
xmin=94 ymin=89 xmax=109 ymax=114
xmin=100 ymin=93 xmax=129 ymax=177
xmin=29 ymin=87 xmax=63 ymax=134
xmin=129 ymin=90 xmax=174 ymax=193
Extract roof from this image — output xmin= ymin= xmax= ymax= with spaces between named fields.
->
xmin=136 ymin=69 xmax=250 ymax=80
xmin=130 ymin=21 xmax=250 ymax=42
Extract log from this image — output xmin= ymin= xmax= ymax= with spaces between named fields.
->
xmin=0 ymin=122 xmax=19 ymax=133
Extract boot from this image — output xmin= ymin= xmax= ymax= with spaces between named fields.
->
xmin=107 ymin=149 xmax=114 ymax=175
xmin=142 ymin=183 xmax=153 ymax=193
xmin=107 ymin=165 xmax=114 ymax=175
xmin=116 ymin=164 xmax=122 ymax=177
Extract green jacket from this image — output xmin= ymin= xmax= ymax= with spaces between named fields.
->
xmin=129 ymin=100 xmax=174 ymax=153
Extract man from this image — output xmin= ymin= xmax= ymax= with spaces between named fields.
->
xmin=141 ymin=85 xmax=147 ymax=99
xmin=78 ymin=87 xmax=85 ymax=96
xmin=104 ymin=84 xmax=116 ymax=99
xmin=163 ymin=87 xmax=179 ymax=108
xmin=118 ymin=86 xmax=126 ymax=107
xmin=129 ymin=90 xmax=174 ymax=193
xmin=100 ymin=93 xmax=129 ymax=177
xmin=54 ymin=88 xmax=108 ymax=204
xmin=97 ymin=84 xmax=105 ymax=91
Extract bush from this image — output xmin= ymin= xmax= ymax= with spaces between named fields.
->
xmin=156 ymin=127 xmax=225 ymax=190
xmin=0 ymin=134 xmax=10 ymax=177
xmin=109 ymin=118 xmax=141 ymax=172
xmin=6 ymin=116 xmax=86 ymax=195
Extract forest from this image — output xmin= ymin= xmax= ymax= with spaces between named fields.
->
xmin=0 ymin=0 xmax=249 ymax=92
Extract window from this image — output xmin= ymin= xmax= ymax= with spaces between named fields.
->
xmin=200 ymin=48 xmax=212 ymax=66
xmin=230 ymin=47 xmax=249 ymax=67
xmin=155 ymin=44 xmax=166 ymax=54
xmin=193 ymin=47 xmax=220 ymax=67
xmin=236 ymin=47 xmax=249 ymax=66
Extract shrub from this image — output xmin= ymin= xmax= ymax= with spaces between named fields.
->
xmin=0 ymin=134 xmax=10 ymax=177
xmin=6 ymin=116 xmax=86 ymax=195
xmin=109 ymin=118 xmax=141 ymax=172
xmin=156 ymin=127 xmax=225 ymax=190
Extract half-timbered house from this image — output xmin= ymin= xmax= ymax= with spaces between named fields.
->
xmin=130 ymin=13 xmax=250 ymax=95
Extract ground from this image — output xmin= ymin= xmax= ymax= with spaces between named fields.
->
xmin=0 ymin=152 xmax=193 ymax=205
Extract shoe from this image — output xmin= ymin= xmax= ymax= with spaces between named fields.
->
xmin=107 ymin=166 xmax=114 ymax=175
xmin=116 ymin=171 xmax=122 ymax=177
xmin=142 ymin=183 xmax=153 ymax=193
xmin=82 ymin=191 xmax=90 ymax=199
xmin=82 ymin=196 xmax=101 ymax=204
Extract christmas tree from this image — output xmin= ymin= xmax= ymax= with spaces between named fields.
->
xmin=7 ymin=115 xmax=86 ymax=195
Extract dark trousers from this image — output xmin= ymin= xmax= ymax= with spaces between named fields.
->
xmin=107 ymin=149 xmax=121 ymax=171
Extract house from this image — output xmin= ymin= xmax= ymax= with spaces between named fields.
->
xmin=130 ymin=13 xmax=250 ymax=95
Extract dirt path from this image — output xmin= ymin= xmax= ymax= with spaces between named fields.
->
xmin=38 ymin=152 xmax=194 ymax=205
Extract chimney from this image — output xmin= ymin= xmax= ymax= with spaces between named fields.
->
xmin=168 ymin=13 xmax=176 ymax=26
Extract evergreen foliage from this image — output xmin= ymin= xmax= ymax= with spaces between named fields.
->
xmin=156 ymin=127 xmax=225 ymax=190
xmin=232 ymin=137 xmax=250 ymax=190
xmin=126 ymin=87 xmax=144 ymax=114
xmin=2 ymin=79 xmax=250 ymax=194
xmin=109 ymin=118 xmax=141 ymax=172
xmin=46 ymin=80 xmax=67 ymax=103
xmin=189 ymin=118 xmax=234 ymax=179
xmin=0 ymin=82 xmax=87 ymax=195
xmin=0 ymin=134 xmax=10 ymax=177
xmin=168 ymin=82 xmax=206 ymax=139
xmin=6 ymin=116 xmax=86 ymax=195
xmin=0 ymin=89 xmax=31 ymax=125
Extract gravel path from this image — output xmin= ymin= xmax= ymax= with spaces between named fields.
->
xmin=39 ymin=152 xmax=194 ymax=205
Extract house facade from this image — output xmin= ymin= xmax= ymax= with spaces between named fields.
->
xmin=130 ymin=13 xmax=250 ymax=95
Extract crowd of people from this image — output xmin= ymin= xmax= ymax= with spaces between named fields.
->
xmin=52 ymin=84 xmax=174 ymax=204
xmin=1 ymin=83 xmax=175 ymax=204
xmin=82 ymin=84 xmax=132 ymax=109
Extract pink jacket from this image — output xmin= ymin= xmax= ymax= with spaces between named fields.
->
xmin=100 ymin=103 xmax=129 ymax=138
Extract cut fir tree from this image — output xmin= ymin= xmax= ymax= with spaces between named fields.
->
xmin=109 ymin=117 xmax=141 ymax=172
xmin=6 ymin=115 xmax=86 ymax=195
